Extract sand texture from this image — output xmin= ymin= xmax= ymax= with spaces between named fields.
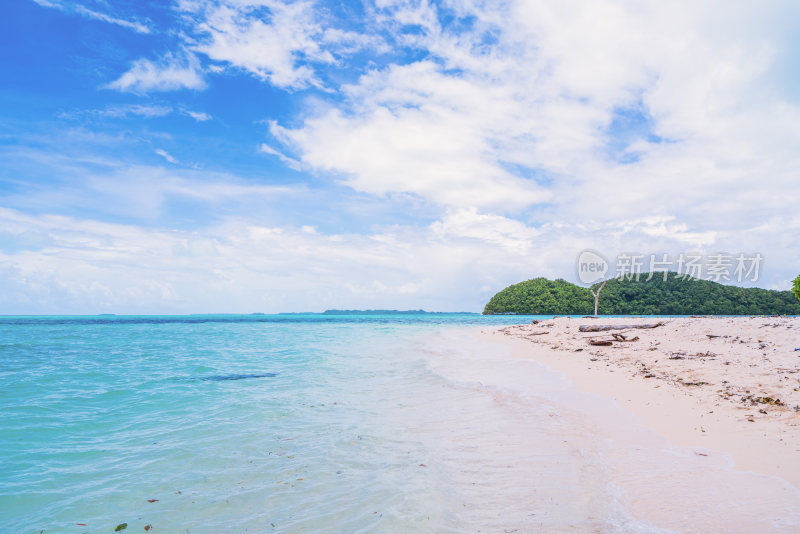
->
xmin=492 ymin=316 xmax=800 ymax=488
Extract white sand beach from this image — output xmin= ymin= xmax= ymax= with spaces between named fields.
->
xmin=457 ymin=316 xmax=800 ymax=532
xmin=486 ymin=316 xmax=800 ymax=486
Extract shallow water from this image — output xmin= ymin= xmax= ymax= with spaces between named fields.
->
xmin=1 ymin=314 xmax=798 ymax=533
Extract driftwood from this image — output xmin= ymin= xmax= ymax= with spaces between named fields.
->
xmin=579 ymin=322 xmax=665 ymax=332
xmin=612 ymin=333 xmax=639 ymax=342
xmin=588 ymin=340 xmax=613 ymax=346
xmin=528 ymin=331 xmax=549 ymax=336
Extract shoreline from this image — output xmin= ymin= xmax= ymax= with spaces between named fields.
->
xmin=476 ymin=316 xmax=800 ymax=489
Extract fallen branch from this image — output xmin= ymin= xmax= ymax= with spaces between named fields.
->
xmin=589 ymin=340 xmax=613 ymax=346
xmin=528 ymin=331 xmax=549 ymax=336
xmin=579 ymin=322 xmax=665 ymax=332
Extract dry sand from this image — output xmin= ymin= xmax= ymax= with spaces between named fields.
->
xmin=485 ymin=316 xmax=800 ymax=489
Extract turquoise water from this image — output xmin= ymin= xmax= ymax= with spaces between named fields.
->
xmin=0 ymin=314 xmax=551 ymax=533
xmin=4 ymin=314 xmax=799 ymax=533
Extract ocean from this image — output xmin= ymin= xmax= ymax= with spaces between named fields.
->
xmin=1 ymin=314 xmax=798 ymax=533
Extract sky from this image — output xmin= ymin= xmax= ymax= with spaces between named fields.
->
xmin=1 ymin=0 xmax=799 ymax=314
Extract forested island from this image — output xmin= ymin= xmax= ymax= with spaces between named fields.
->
xmin=483 ymin=273 xmax=800 ymax=315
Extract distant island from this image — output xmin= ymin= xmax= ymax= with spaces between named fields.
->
xmin=323 ymin=309 xmax=475 ymax=315
xmin=483 ymin=273 xmax=800 ymax=315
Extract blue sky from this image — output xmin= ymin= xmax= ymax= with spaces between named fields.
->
xmin=1 ymin=0 xmax=799 ymax=313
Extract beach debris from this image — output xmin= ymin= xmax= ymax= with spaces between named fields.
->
xmin=528 ymin=331 xmax=549 ymax=336
xmin=588 ymin=340 xmax=613 ymax=346
xmin=611 ymin=333 xmax=639 ymax=342
xmin=114 ymin=524 xmax=127 ymax=532
xmin=706 ymin=334 xmax=721 ymax=339
xmin=742 ymin=395 xmax=784 ymax=406
xmin=531 ymin=320 xmax=540 ymax=324
xmin=579 ymin=322 xmax=665 ymax=332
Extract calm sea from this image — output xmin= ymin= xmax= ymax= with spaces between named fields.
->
xmin=2 ymin=314 xmax=798 ymax=533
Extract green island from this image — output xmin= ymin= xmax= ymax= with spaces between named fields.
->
xmin=483 ymin=272 xmax=800 ymax=315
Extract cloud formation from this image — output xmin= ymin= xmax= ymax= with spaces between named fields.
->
xmin=6 ymin=0 xmax=800 ymax=313
xmin=267 ymin=0 xmax=800 ymax=226
xmin=106 ymin=54 xmax=206 ymax=93
xmin=33 ymin=0 xmax=152 ymax=33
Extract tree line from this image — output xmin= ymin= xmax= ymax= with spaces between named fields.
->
xmin=483 ymin=272 xmax=800 ymax=315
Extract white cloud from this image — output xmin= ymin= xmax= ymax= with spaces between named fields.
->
xmin=33 ymin=0 xmax=151 ymax=33
xmin=2 ymin=205 xmax=797 ymax=314
xmin=0 ymin=207 xmax=575 ymax=314
xmin=181 ymin=0 xmax=329 ymax=89
xmin=106 ymin=54 xmax=206 ymax=93
xmin=268 ymin=0 xmax=800 ymax=228
xmin=73 ymin=4 xmax=151 ymax=34
xmin=56 ymin=104 xmax=174 ymax=120
xmin=99 ymin=104 xmax=173 ymax=118
xmin=259 ymin=143 xmax=302 ymax=170
xmin=177 ymin=0 xmax=384 ymax=89
xmin=0 ymin=153 xmax=307 ymax=221
xmin=155 ymin=149 xmax=179 ymax=164
xmin=270 ymin=62 xmax=550 ymax=209
xmin=78 ymin=166 xmax=307 ymax=219
xmin=183 ymin=110 xmax=212 ymax=121
xmin=431 ymin=208 xmax=540 ymax=254
xmin=9 ymin=0 xmax=800 ymax=312
xmin=61 ymin=105 xmax=213 ymax=122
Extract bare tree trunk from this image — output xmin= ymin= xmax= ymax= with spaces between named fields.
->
xmin=579 ymin=322 xmax=665 ymax=332
xmin=590 ymin=280 xmax=607 ymax=318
